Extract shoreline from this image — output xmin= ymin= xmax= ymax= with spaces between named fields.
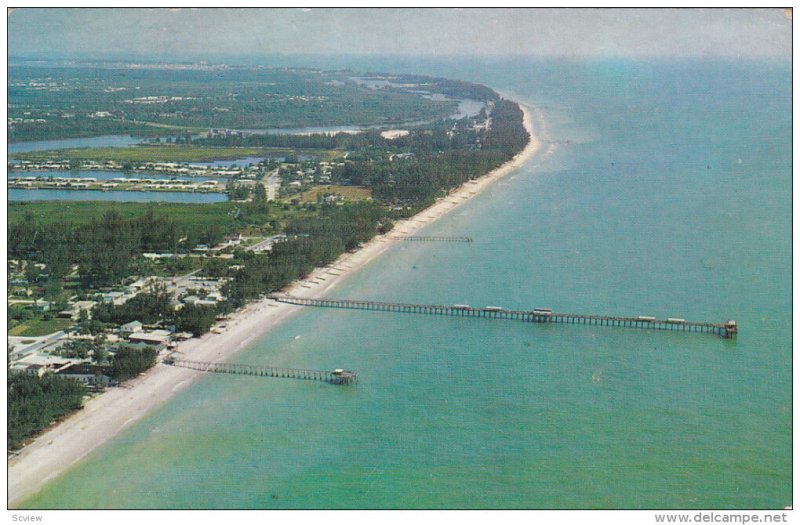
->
xmin=7 ymin=102 xmax=542 ymax=507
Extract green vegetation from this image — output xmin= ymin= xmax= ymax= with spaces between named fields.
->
xmin=93 ymin=286 xmax=173 ymax=325
xmin=8 ymin=119 xmax=158 ymax=144
xmin=109 ymin=345 xmax=158 ymax=382
xmin=299 ymin=185 xmax=372 ymax=203
xmin=9 ymin=65 xmax=457 ymax=143
xmin=56 ymin=337 xmax=108 ymax=362
xmin=8 ymin=197 xmax=272 ymax=287
xmin=223 ymin=201 xmax=392 ymax=309
xmin=8 ymin=318 xmax=73 ymax=337
xmin=9 ymin=201 xmax=238 ymax=228
xmin=8 ymin=373 xmax=86 ymax=449
xmin=331 ymin=99 xmax=529 ymax=214
xmin=12 ymin=209 xmax=217 ymax=287
xmin=93 ymin=287 xmax=218 ymax=337
xmin=173 ymin=304 xmax=219 ymax=336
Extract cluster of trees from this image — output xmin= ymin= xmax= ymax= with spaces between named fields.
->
xmin=9 ymin=304 xmax=36 ymax=324
xmin=481 ymin=99 xmax=529 ymax=156
xmin=93 ymin=285 xmax=173 ymax=325
xmin=8 ymin=118 xmax=155 ymax=144
xmin=329 ymin=99 xmax=530 ymax=213
xmin=109 ymin=345 xmax=158 ymax=382
xmin=199 ymin=132 xmax=342 ymax=149
xmin=384 ymin=74 xmax=501 ymax=103
xmin=172 ymin=304 xmax=219 ymax=336
xmin=8 ymin=373 xmax=86 ymax=450
xmin=371 ymin=151 xmax=510 ymax=212
xmin=8 ymin=208 xmax=236 ymax=288
xmin=93 ymin=285 xmax=219 ymax=337
xmin=222 ymin=201 xmax=390 ymax=308
xmin=7 ymin=344 xmax=160 ymax=449
xmin=57 ymin=336 xmax=108 ymax=363
xmin=236 ymin=184 xmax=269 ymax=225
xmin=226 ymin=181 xmax=252 ymax=201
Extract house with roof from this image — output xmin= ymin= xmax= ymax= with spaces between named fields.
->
xmin=58 ymin=363 xmax=115 ymax=387
xmin=127 ymin=276 xmax=157 ymax=293
xmin=57 ymin=300 xmax=95 ymax=320
xmin=33 ymin=299 xmax=50 ymax=312
xmin=97 ymin=291 xmax=132 ymax=305
xmin=127 ymin=329 xmax=172 ymax=346
xmin=119 ymin=321 xmax=143 ymax=337
xmin=12 ymin=355 xmax=77 ymax=377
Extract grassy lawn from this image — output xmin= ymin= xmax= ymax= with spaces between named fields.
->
xmin=9 ymin=201 xmax=240 ymax=228
xmin=9 ymin=318 xmax=73 ymax=337
xmin=298 ymin=185 xmax=372 ymax=203
xmin=13 ymin=146 xmax=333 ymax=163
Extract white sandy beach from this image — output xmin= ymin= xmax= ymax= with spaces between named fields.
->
xmin=7 ymin=103 xmax=541 ymax=507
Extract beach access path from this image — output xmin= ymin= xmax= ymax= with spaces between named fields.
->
xmin=7 ymin=103 xmax=542 ymax=507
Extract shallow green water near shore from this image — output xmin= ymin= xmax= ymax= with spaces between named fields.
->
xmin=21 ymin=58 xmax=790 ymax=509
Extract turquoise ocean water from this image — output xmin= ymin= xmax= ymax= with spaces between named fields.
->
xmin=19 ymin=58 xmax=791 ymax=509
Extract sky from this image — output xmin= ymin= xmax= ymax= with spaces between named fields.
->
xmin=7 ymin=8 xmax=792 ymax=60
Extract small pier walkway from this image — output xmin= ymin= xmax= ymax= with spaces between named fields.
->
xmin=165 ymin=358 xmax=358 ymax=385
xmin=271 ymin=295 xmax=737 ymax=339
xmin=391 ymin=235 xmax=473 ymax=243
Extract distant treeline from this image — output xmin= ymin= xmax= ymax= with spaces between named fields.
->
xmin=9 ymin=66 xmax=457 ymax=142
xmin=9 ymin=185 xmax=268 ymax=289
xmin=194 ymin=77 xmax=502 ymax=151
xmin=380 ymin=73 xmax=500 ymax=102
xmin=8 ymin=119 xmax=157 ymax=144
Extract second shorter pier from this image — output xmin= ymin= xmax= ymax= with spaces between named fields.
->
xmin=270 ymin=295 xmax=737 ymax=339
xmin=165 ymin=358 xmax=358 ymax=385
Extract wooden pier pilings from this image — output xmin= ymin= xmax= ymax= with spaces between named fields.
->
xmin=270 ymin=295 xmax=738 ymax=339
xmin=166 ymin=359 xmax=358 ymax=385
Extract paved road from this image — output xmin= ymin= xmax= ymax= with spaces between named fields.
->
xmin=246 ymin=234 xmax=286 ymax=253
xmin=262 ymin=168 xmax=280 ymax=201
xmin=9 ymin=331 xmax=67 ymax=360
xmin=167 ymin=268 xmax=203 ymax=300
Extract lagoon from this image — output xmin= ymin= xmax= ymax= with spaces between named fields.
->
xmin=8 ymin=134 xmax=146 ymax=154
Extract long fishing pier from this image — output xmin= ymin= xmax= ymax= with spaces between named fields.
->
xmin=164 ymin=358 xmax=357 ymax=385
xmin=392 ymin=235 xmax=473 ymax=243
xmin=271 ymin=295 xmax=738 ymax=339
